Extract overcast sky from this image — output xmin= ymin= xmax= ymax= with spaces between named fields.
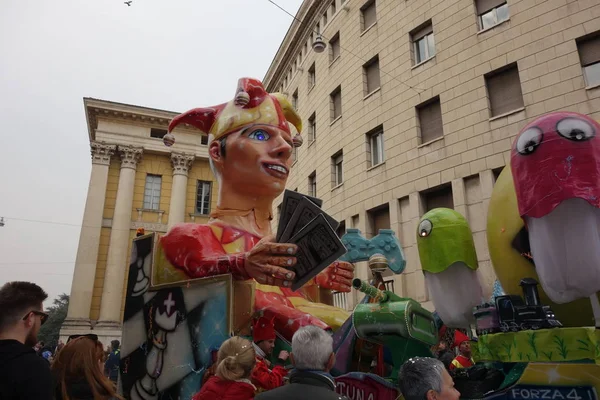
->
xmin=0 ymin=0 xmax=303 ymax=306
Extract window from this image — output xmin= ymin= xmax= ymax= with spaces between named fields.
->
xmin=292 ymin=146 xmax=298 ymax=164
xmin=201 ymin=135 xmax=208 ymax=145
xmin=336 ymin=220 xmax=346 ymax=239
xmin=422 ymin=185 xmax=454 ymax=212
xmin=412 ymin=22 xmax=435 ymax=64
xmin=476 ymin=0 xmax=509 ymax=31
xmin=417 ymin=96 xmax=444 ymax=143
xmin=331 ymin=0 xmax=336 ymax=15
xmin=577 ymin=33 xmax=600 ymax=87
xmin=361 ymin=0 xmax=377 ymax=31
xmin=309 ymin=172 xmax=317 ymax=197
xmin=332 ymin=151 xmax=343 ymax=187
xmin=364 ymin=55 xmax=380 ymax=94
xmin=150 ymin=128 xmax=167 ymax=139
xmin=368 ymin=204 xmax=390 ymax=238
xmin=292 ymin=89 xmax=298 ymax=109
xmin=308 ymin=63 xmax=316 ymax=89
xmin=493 ymin=167 xmax=504 ymax=183
xmin=367 ymin=127 xmax=384 ymax=167
xmin=143 ymin=175 xmax=162 ymax=210
xmin=330 ymin=32 xmax=340 ymax=63
xmin=195 ymin=181 xmax=212 ymax=215
xmin=485 ymin=63 xmax=524 ymax=117
xmin=308 ymin=113 xmax=316 ymax=142
xmin=323 ymin=11 xmax=328 ymax=26
xmin=331 ymin=86 xmax=342 ymax=121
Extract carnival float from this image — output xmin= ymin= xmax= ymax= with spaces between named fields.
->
xmin=117 ymin=77 xmax=600 ymax=400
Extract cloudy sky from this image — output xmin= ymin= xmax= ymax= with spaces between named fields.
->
xmin=0 ymin=0 xmax=303 ymax=306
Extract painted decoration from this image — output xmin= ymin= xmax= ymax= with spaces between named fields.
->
xmin=416 ymin=208 xmax=483 ymax=328
xmin=335 ymin=372 xmax=399 ymax=400
xmin=120 ymin=234 xmax=231 ymax=400
xmin=473 ymin=327 xmax=600 ymax=364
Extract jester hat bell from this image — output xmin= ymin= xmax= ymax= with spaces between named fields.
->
xmin=166 ymin=78 xmax=303 ymax=147
xmin=252 ymin=316 xmax=276 ymax=342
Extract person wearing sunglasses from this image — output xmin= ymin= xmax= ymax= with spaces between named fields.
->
xmin=0 ymin=281 xmax=54 ymax=400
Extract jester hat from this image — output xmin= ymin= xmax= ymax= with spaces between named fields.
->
xmin=252 ymin=316 xmax=276 ymax=342
xmin=167 ymin=78 xmax=303 ymax=146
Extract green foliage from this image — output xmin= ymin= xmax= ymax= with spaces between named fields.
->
xmin=527 ymin=332 xmax=538 ymax=358
xmin=37 ymin=293 xmax=69 ymax=348
xmin=553 ymin=335 xmax=569 ymax=359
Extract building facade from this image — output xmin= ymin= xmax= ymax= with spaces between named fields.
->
xmin=60 ymin=99 xmax=217 ymax=343
xmin=264 ymin=0 xmax=600 ymax=310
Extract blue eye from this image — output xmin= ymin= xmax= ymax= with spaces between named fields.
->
xmin=248 ymin=130 xmax=270 ymax=141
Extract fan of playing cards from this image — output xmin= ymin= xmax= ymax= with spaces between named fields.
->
xmin=276 ymin=190 xmax=348 ymax=291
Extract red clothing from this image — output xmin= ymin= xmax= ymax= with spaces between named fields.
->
xmin=251 ymin=357 xmax=287 ymax=392
xmin=192 ymin=375 xmax=255 ymax=400
xmin=160 ymin=222 xmax=331 ymax=341
xmin=449 ymin=355 xmax=474 ymax=370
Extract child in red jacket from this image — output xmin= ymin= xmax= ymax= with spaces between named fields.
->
xmin=193 ymin=337 xmax=257 ymax=400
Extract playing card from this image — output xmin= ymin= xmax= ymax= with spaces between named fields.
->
xmin=287 ymin=214 xmax=347 ymax=291
xmin=276 ymin=190 xmax=323 ymax=241
xmin=279 ymin=196 xmax=339 ymax=243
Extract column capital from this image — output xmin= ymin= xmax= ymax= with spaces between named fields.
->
xmin=171 ymin=152 xmax=195 ymax=176
xmin=118 ymin=145 xmax=143 ymax=170
xmin=90 ymin=142 xmax=117 ymax=166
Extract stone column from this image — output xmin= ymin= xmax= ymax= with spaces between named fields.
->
xmin=167 ymin=153 xmax=195 ymax=229
xmin=61 ymin=142 xmax=116 ymax=336
xmin=97 ymin=145 xmax=143 ymax=329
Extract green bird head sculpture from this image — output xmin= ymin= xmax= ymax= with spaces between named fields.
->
xmin=417 ymin=208 xmax=482 ymax=328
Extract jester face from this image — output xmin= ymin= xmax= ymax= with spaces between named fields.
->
xmin=510 ymin=112 xmax=600 ymax=305
xmin=417 ymin=208 xmax=483 ymax=328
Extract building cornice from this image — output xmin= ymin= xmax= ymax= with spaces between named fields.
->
xmin=263 ymin=0 xmax=326 ymax=92
xmin=83 ymin=98 xmax=204 ymax=143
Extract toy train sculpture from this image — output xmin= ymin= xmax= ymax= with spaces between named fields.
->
xmin=473 ymin=278 xmax=562 ymax=335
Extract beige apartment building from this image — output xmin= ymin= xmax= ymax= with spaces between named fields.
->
xmin=264 ymin=0 xmax=600 ymax=310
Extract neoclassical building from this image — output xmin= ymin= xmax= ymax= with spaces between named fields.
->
xmin=265 ymin=0 xmax=600 ymax=310
xmin=60 ymin=99 xmax=217 ymax=342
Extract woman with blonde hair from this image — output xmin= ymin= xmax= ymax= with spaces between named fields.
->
xmin=52 ymin=334 xmax=123 ymax=400
xmin=193 ymin=336 xmax=257 ymax=400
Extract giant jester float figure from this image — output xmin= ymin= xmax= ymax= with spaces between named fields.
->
xmin=118 ymin=78 xmax=354 ymax=400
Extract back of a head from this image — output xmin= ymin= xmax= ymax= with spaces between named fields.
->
xmin=111 ymin=340 xmax=120 ymax=351
xmin=0 ymin=281 xmax=47 ymax=331
xmin=215 ymin=336 xmax=256 ymax=381
xmin=291 ymin=325 xmax=333 ymax=371
xmin=398 ymin=357 xmax=445 ymax=400
xmin=52 ymin=337 xmax=122 ymax=400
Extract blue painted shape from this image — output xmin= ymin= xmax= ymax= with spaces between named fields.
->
xmin=339 ymin=229 xmax=406 ymax=274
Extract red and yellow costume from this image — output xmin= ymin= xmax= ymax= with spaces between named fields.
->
xmin=449 ymin=331 xmax=473 ymax=371
xmin=159 ymin=78 xmax=350 ymax=342
xmin=250 ymin=317 xmax=287 ymax=392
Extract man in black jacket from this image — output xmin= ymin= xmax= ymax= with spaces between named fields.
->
xmin=255 ymin=325 xmax=347 ymax=400
xmin=0 ymin=281 xmax=54 ymax=400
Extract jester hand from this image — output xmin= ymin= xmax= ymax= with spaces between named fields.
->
xmin=245 ymin=235 xmax=297 ymax=287
xmin=316 ymin=261 xmax=354 ymax=292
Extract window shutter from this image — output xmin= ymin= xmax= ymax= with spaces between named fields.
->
xmin=419 ymin=99 xmax=443 ymax=143
xmin=487 ymin=66 xmax=524 ymax=117
xmin=578 ymin=35 xmax=600 ymax=67
xmin=373 ymin=208 xmax=390 ymax=232
xmin=412 ymin=23 xmax=433 ymax=41
xmin=333 ymin=90 xmax=342 ymax=118
xmin=424 ymin=187 xmax=454 ymax=211
xmin=363 ymin=2 xmax=377 ymax=29
xmin=331 ymin=35 xmax=340 ymax=59
xmin=366 ymin=59 xmax=380 ymax=93
xmin=475 ymin=0 xmax=505 ymax=15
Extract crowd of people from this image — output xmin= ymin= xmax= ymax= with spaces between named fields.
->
xmin=0 ymin=280 xmax=466 ymax=400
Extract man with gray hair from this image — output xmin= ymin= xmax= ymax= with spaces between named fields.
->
xmin=398 ymin=357 xmax=460 ymax=400
xmin=255 ymin=325 xmax=347 ymax=400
